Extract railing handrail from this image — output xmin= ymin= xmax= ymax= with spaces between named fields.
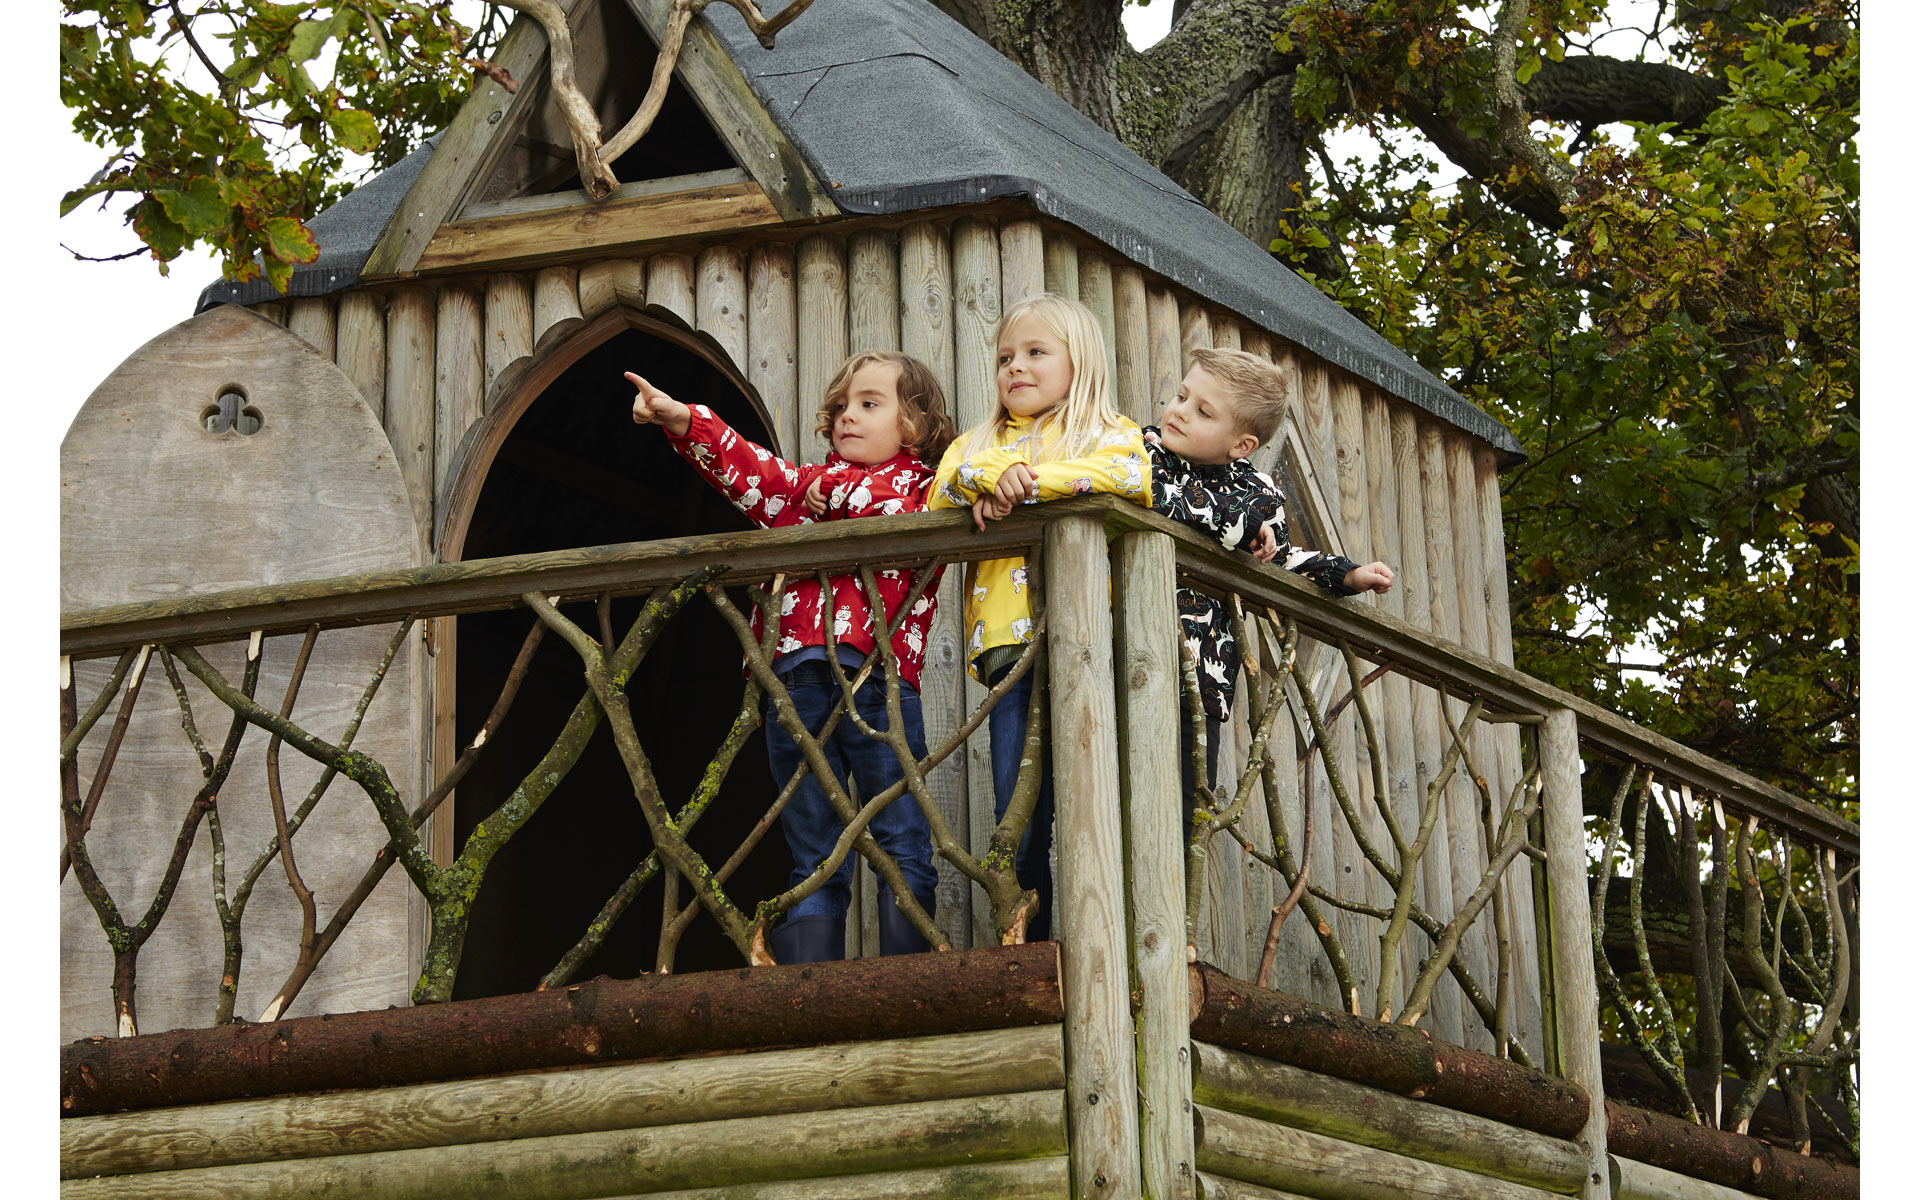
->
xmin=60 ymin=493 xmax=1856 ymax=856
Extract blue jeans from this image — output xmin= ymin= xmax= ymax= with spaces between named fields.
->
xmin=987 ymin=662 xmax=1056 ymax=941
xmin=764 ymin=662 xmax=938 ymax=920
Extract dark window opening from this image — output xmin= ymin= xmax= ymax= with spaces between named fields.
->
xmin=452 ymin=327 xmax=786 ymax=999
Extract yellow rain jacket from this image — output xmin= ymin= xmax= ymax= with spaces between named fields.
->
xmin=927 ymin=413 xmax=1150 ymax=678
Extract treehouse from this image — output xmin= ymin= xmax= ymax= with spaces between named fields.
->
xmin=57 ymin=1 xmax=1859 ymax=1197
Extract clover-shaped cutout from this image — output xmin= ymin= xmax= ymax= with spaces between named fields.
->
xmin=203 ymin=387 xmax=263 ymax=436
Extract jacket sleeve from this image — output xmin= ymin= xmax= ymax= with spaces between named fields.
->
xmin=1246 ymin=466 xmax=1361 ymax=595
xmin=926 ymin=442 xmax=1032 ymax=509
xmin=666 ymin=404 xmax=815 ymax=527
xmin=1024 ymin=423 xmax=1151 ymax=506
xmin=1147 ymin=428 xmax=1279 ymax=552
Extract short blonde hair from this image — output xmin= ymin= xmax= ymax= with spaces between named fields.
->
xmin=958 ymin=293 xmax=1130 ymax=463
xmin=1189 ymin=347 xmax=1290 ymax=445
xmin=814 ymin=351 xmax=957 ymax=466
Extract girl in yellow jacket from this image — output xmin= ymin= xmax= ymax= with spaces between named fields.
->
xmin=928 ymin=293 xmax=1149 ymax=939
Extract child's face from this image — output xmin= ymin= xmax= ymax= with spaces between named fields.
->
xmin=1160 ymin=366 xmax=1260 ymax=465
xmin=995 ymin=313 xmax=1073 ymax=419
xmin=830 ymin=361 xmax=908 ymax=464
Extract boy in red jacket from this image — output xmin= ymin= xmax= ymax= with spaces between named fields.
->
xmin=626 ymin=353 xmax=956 ymax=963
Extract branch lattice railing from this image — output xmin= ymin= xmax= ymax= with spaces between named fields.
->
xmin=60 ymin=509 xmax=1058 ymax=1032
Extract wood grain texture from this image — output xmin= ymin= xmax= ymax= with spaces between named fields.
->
xmin=795 ymin=235 xmax=846 ymax=462
xmin=385 ymin=286 xmax=437 ymax=546
xmin=1211 ymin=313 xmax=1242 ymax=351
xmin=59 ymin=304 xmax=419 ymax=1041
xmin=334 ymin=292 xmax=387 ymax=423
xmin=1541 ymin=707 xmax=1609 ymax=1199
xmin=848 ymin=230 xmax=900 ymax=352
xmin=1043 ymin=232 xmax=1079 ymax=300
xmin=999 ymin=219 xmax=1045 ymax=310
xmin=1113 ymin=531 xmax=1199 ymax=1200
xmin=1077 ymin=252 xmax=1120 ymax=404
xmin=576 ymin=259 xmax=625 ymax=320
xmin=1045 ymin=515 xmax=1144 ymax=1200
xmin=898 ymin=222 xmax=955 ymax=407
xmin=648 ymin=252 xmax=696 ymax=325
xmin=414 ymin=179 xmax=783 ymax=273
xmin=482 ymin=273 xmax=533 ymax=401
xmin=1194 ymin=1104 xmax=1570 ymax=1200
xmin=1611 ymin=1157 xmax=1766 ymax=1200
xmin=252 ymin=301 xmax=287 ymax=326
xmin=748 ymin=242 xmax=800 ymax=460
xmin=1112 ymin=265 xmax=1153 ymax=426
xmin=1146 ymin=286 xmax=1182 ymax=422
xmin=285 ymin=298 xmax=335 ymax=359
xmin=63 ymin=1090 xmax=1069 ymax=1200
xmin=628 ymin=1158 xmax=1072 ymax=1200
xmin=1197 ymin=1174 xmax=1318 ymax=1200
xmin=63 ymin=1026 xmax=1065 ymax=1178
xmin=433 ymin=284 xmax=485 ymax=546
xmin=1179 ymin=301 xmax=1212 ymax=366
xmin=696 ymin=245 xmax=750 ymax=378
xmin=531 ymin=266 xmax=583 ymax=351
xmin=1193 ymin=1044 xmax=1587 ymax=1194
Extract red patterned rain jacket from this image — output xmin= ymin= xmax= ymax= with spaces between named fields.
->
xmin=665 ymin=404 xmax=941 ymax=690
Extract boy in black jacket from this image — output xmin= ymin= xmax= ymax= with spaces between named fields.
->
xmin=1143 ymin=348 xmax=1395 ymax=808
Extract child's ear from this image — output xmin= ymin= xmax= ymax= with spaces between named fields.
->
xmin=1228 ymin=431 xmax=1261 ymax=462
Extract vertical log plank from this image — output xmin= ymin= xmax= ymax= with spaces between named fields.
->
xmin=434 ymin=284 xmax=485 ymax=534
xmin=1388 ymin=404 xmax=1467 ymax=1049
xmin=1046 ymin=515 xmax=1144 ymax=1200
xmin=576 ymin=260 xmax=622 ymax=319
xmin=1242 ymin=328 xmax=1272 ymax=361
xmin=1541 ymin=707 xmax=1610 ymax=1200
xmin=1114 ymin=530 xmax=1198 ymax=1200
xmin=899 ymin=223 xmax=956 ymax=404
xmin=1205 ymin=690 xmax=1249 ymax=978
xmin=335 ymin=292 xmax=387 ymax=423
xmin=1419 ymin=418 xmax=1496 ymax=1049
xmin=1112 ymin=265 xmax=1153 ymax=426
xmin=531 ymin=266 xmax=581 ymax=351
xmin=1211 ymin=313 xmax=1242 ymax=351
xmin=1077 ymin=252 xmax=1120 ymax=405
xmin=950 ymin=217 xmax=1002 ymax=948
xmin=1478 ymin=443 xmax=1544 ymax=1064
xmin=286 ymin=298 xmax=336 ymax=359
xmin=1179 ymin=302 xmax=1212 ymax=366
xmin=253 ymin=301 xmax=287 ymax=326
xmin=483 ymin=274 xmax=533 ymax=403
xmin=1043 ymin=232 xmax=1080 ymax=301
xmin=796 ymin=235 xmax=848 ymax=462
xmin=384 ymin=287 xmax=436 ymax=546
xmin=696 ymin=246 xmax=749 ymax=376
xmin=848 ymin=230 xmax=900 ymax=351
xmin=1000 ymin=219 xmax=1046 ymax=309
xmin=609 ymin=259 xmax=645 ymax=309
xmin=647 ymin=252 xmax=696 ymax=326
xmin=748 ymin=243 xmax=800 ymax=461
xmin=1146 ymin=286 xmax=1182 ymax=419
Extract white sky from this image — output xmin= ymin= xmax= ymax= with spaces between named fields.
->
xmin=9 ymin=2 xmax=1913 ymax=1184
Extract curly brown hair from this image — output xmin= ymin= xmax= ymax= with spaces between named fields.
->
xmin=813 ymin=351 xmax=957 ymax=466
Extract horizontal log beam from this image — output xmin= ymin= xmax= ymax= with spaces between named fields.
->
xmin=1605 ymin=1100 xmax=1858 ymax=1200
xmin=589 ymin=1157 xmax=1072 ymax=1200
xmin=1194 ymin=1103 xmax=1569 ymax=1200
xmin=1188 ymin=965 xmax=1589 ymax=1142
xmin=62 ymin=942 xmax=1062 ymax=1118
xmin=63 ymin=1025 xmax=1065 ymax=1178
xmin=1612 ymin=1155 xmax=1775 ymax=1200
xmin=1195 ymin=1174 xmax=1317 ymax=1200
xmin=62 ymin=1090 xmax=1068 ymax=1200
xmin=1192 ymin=1043 xmax=1587 ymax=1194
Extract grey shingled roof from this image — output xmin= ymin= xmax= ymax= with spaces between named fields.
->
xmin=197 ymin=0 xmax=1519 ymax=457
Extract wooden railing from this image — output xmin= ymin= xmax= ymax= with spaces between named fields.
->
xmin=60 ymin=494 xmax=1859 ymax=1193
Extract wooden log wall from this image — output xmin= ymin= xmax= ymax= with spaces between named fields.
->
xmin=242 ymin=216 xmax=1541 ymax=1060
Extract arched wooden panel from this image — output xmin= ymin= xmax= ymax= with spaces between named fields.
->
xmin=61 ymin=303 xmax=424 ymax=1040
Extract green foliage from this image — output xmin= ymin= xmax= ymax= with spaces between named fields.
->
xmin=59 ymin=2 xmax=494 ymax=285
xmin=1275 ymin=4 xmax=1858 ymax=809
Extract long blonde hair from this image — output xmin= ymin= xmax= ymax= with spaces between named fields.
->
xmin=957 ymin=293 xmax=1130 ymax=463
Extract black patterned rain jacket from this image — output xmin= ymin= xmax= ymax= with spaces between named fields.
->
xmin=1144 ymin=425 xmax=1360 ymax=721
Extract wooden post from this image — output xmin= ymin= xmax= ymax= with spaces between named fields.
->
xmin=1210 ymin=314 xmax=1241 ymax=351
xmin=483 ymin=274 xmax=533 ymax=403
xmin=531 ymin=266 xmax=581 ymax=352
xmin=1077 ymin=252 xmax=1120 ymax=406
xmin=749 ymin=243 xmax=800 ymax=459
xmin=848 ymin=230 xmax=900 ymax=352
xmin=385 ymin=287 xmax=436 ymax=544
xmin=286 ymin=298 xmax=336 ymax=359
xmin=1146 ymin=286 xmax=1181 ymax=418
xmin=1388 ymin=405 xmax=1466 ymax=1049
xmin=696 ymin=246 xmax=749 ymax=375
xmin=1113 ymin=531 xmax=1197 ymax=1200
xmin=1178 ymin=302 xmax=1211 ymax=366
xmin=1000 ymin=218 xmax=1046 ymax=309
xmin=1540 ymin=707 xmax=1609 ymax=1200
xmin=335 ymin=292 xmax=387 ymax=423
xmin=434 ymin=285 xmax=485 ymax=538
xmin=253 ymin=301 xmax=287 ymax=326
xmin=796 ymin=235 xmax=847 ymax=461
xmin=576 ymin=259 xmax=638 ymax=320
xmin=1112 ymin=265 xmax=1153 ymax=426
xmin=899 ymin=223 xmax=955 ymax=411
xmin=1044 ymin=232 xmax=1080 ymax=301
xmin=647 ymin=252 xmax=696 ymax=325
xmin=1045 ymin=514 xmax=1143 ymax=1200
